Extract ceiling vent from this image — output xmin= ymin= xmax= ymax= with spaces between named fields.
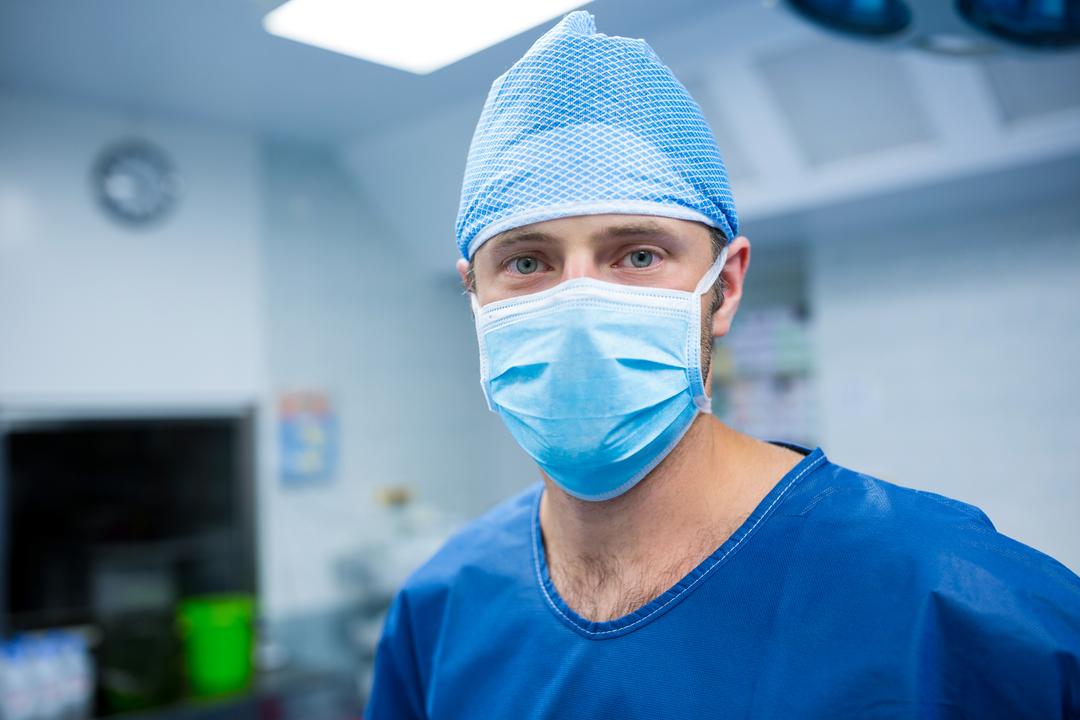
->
xmin=980 ymin=53 xmax=1080 ymax=124
xmin=756 ymin=42 xmax=935 ymax=166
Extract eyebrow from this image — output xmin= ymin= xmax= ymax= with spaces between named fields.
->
xmin=488 ymin=230 xmax=557 ymax=252
xmin=596 ymin=220 xmax=679 ymax=242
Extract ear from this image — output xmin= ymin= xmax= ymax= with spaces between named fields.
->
xmin=456 ymin=258 xmax=470 ymax=291
xmin=710 ymin=235 xmax=750 ymax=340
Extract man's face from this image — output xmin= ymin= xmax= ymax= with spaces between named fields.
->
xmin=458 ymin=213 xmax=747 ymax=389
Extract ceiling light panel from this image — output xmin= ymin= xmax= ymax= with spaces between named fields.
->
xmin=264 ymin=0 xmax=593 ymax=75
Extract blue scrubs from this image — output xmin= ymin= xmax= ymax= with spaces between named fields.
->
xmin=365 ymin=443 xmax=1080 ymax=719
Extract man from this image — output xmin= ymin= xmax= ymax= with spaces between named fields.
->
xmin=366 ymin=11 xmax=1080 ymax=719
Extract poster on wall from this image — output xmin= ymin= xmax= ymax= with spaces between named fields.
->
xmin=278 ymin=390 xmax=337 ymax=487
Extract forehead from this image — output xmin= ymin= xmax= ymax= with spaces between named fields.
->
xmin=478 ymin=214 xmax=711 ymax=259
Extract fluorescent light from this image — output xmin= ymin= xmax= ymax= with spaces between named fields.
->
xmin=263 ymin=0 xmax=593 ymax=75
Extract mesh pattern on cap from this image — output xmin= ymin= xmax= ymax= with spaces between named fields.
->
xmin=455 ymin=10 xmax=738 ymax=260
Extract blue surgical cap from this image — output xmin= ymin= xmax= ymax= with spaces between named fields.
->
xmin=455 ymin=10 xmax=739 ymax=261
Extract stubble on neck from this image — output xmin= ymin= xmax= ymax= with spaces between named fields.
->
xmin=538 ymin=415 xmax=753 ymax=622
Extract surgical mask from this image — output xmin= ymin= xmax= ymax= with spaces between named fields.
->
xmin=470 ymin=246 xmax=727 ymax=501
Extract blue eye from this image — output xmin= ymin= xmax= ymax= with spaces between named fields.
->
xmin=628 ymin=250 xmax=655 ymax=268
xmin=512 ymin=256 xmax=540 ymax=274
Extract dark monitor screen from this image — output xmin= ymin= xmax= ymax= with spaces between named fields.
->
xmin=1 ymin=412 xmax=256 ymax=632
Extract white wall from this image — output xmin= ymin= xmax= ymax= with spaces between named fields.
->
xmin=343 ymin=96 xmax=483 ymax=277
xmin=810 ymin=192 xmax=1080 ymax=573
xmin=0 ymin=91 xmax=264 ymax=400
xmin=256 ymin=141 xmax=535 ymax=618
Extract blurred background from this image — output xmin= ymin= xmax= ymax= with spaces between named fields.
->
xmin=1 ymin=0 xmax=1078 ymax=717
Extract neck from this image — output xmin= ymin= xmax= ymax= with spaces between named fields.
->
xmin=538 ymin=414 xmax=758 ymax=574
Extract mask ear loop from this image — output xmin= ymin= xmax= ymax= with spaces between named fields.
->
xmin=468 ymin=290 xmax=496 ymax=412
xmin=689 ymin=244 xmax=729 ymax=411
xmin=694 ymin=245 xmax=728 ymax=296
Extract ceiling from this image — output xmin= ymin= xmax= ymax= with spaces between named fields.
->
xmin=0 ymin=0 xmax=725 ymax=140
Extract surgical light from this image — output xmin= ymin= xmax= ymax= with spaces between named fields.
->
xmin=957 ymin=0 xmax=1080 ymax=49
xmin=263 ymin=0 xmax=594 ymax=75
xmin=786 ymin=0 xmax=912 ymax=38
xmin=782 ymin=0 xmax=1080 ymax=54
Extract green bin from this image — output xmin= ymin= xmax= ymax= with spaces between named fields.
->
xmin=177 ymin=594 xmax=255 ymax=699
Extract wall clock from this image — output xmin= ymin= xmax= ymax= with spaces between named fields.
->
xmin=93 ymin=140 xmax=182 ymax=226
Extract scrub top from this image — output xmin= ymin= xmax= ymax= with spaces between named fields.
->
xmin=364 ymin=442 xmax=1080 ymax=719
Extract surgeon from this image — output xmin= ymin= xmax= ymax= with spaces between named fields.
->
xmin=365 ymin=11 xmax=1080 ymax=719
